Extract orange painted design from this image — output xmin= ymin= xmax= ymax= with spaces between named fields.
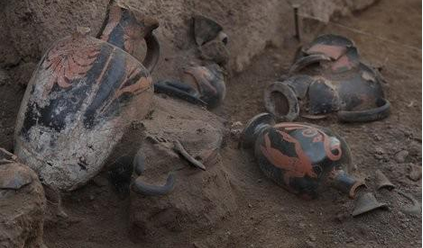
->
xmin=99 ymin=6 xmax=145 ymax=56
xmin=307 ymin=44 xmax=347 ymax=60
xmin=331 ymin=54 xmax=354 ymax=72
xmin=274 ymin=123 xmax=342 ymax=161
xmin=185 ymin=67 xmax=218 ymax=95
xmin=260 ymin=131 xmax=317 ymax=186
xmin=42 ymin=38 xmax=101 ymax=96
xmin=99 ymin=5 xmax=123 ymax=42
xmin=123 ymin=25 xmax=143 ymax=55
xmin=97 ymin=63 xmax=151 ymax=116
xmin=122 ymin=61 xmax=152 ymax=95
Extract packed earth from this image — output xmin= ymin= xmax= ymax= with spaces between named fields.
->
xmin=0 ymin=0 xmax=421 ymax=247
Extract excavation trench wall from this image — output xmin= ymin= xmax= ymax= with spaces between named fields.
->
xmin=0 ymin=0 xmax=375 ymax=82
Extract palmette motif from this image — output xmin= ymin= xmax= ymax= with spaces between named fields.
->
xmin=42 ymin=36 xmax=101 ymax=94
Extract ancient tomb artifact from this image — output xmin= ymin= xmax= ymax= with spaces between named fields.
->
xmin=154 ymin=15 xmax=227 ymax=108
xmin=241 ymin=113 xmax=387 ymax=215
xmin=155 ymin=64 xmax=226 ymax=108
xmin=264 ymin=34 xmax=390 ymax=122
xmin=14 ymin=1 xmax=160 ymax=191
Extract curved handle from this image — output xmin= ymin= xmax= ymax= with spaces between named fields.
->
xmin=337 ymin=98 xmax=390 ymax=123
xmin=289 ymin=54 xmax=331 ymax=75
xmin=132 ymin=173 xmax=176 ymax=196
xmin=131 ymin=151 xmax=176 ymax=196
xmin=154 ymin=80 xmax=207 ymax=106
xmin=143 ymin=33 xmax=160 ymax=74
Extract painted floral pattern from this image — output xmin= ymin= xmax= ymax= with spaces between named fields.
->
xmin=42 ymin=37 xmax=101 ymax=94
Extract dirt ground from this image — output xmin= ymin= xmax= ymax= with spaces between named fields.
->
xmin=0 ymin=0 xmax=421 ymax=247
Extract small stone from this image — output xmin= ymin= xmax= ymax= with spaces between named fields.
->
xmin=230 ymin=129 xmax=242 ymax=138
xmin=374 ymin=153 xmax=384 ymax=160
xmin=309 ymin=234 xmax=316 ymax=242
xmin=335 ymin=213 xmax=347 ymax=223
xmin=257 ymin=179 xmax=262 ymax=183
xmin=395 ymin=150 xmax=409 ymax=163
xmin=231 ymin=121 xmax=243 ymax=129
xmin=248 ymin=203 xmax=252 ymax=208
xmin=404 ymin=130 xmax=413 ymax=138
xmin=372 ymin=134 xmax=382 ymax=141
xmin=192 ymin=242 xmax=204 ymax=248
xmin=305 ymin=240 xmax=316 ymax=248
xmin=89 ymin=195 xmax=95 ymax=201
xmin=407 ymin=164 xmax=422 ymax=181
xmin=375 ymin=147 xmax=385 ymax=155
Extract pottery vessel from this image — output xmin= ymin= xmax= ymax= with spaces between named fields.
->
xmin=14 ymin=2 xmax=160 ymax=191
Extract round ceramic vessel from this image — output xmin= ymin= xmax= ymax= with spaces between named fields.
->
xmin=14 ymin=32 xmax=154 ymax=191
xmin=244 ymin=113 xmax=358 ymax=199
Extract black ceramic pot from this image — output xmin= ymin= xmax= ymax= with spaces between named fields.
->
xmin=264 ymin=34 xmax=390 ymax=123
xmin=242 ymin=113 xmax=364 ymax=199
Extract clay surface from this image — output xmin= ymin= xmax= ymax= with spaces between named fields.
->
xmin=128 ymin=98 xmax=237 ymax=241
xmin=0 ymin=160 xmax=46 ymax=248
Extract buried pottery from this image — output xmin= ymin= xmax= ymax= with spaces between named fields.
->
xmin=265 ymin=34 xmax=390 ymax=123
xmin=14 ymin=1 xmax=160 ymax=191
xmin=241 ymin=113 xmax=387 ymax=215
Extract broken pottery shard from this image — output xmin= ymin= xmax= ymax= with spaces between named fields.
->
xmin=193 ymin=15 xmax=223 ymax=46
xmin=0 ymin=159 xmax=46 ymax=247
xmin=276 ymin=34 xmax=390 ymax=123
xmin=375 ymin=169 xmax=395 ymax=191
xmin=407 ymin=164 xmax=422 ymax=181
xmin=352 ymin=192 xmax=388 ymax=217
xmin=0 ymin=164 xmax=33 ymax=190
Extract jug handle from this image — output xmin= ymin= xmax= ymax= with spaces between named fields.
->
xmin=142 ymin=32 xmax=160 ymax=74
xmin=337 ymin=98 xmax=390 ymax=123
